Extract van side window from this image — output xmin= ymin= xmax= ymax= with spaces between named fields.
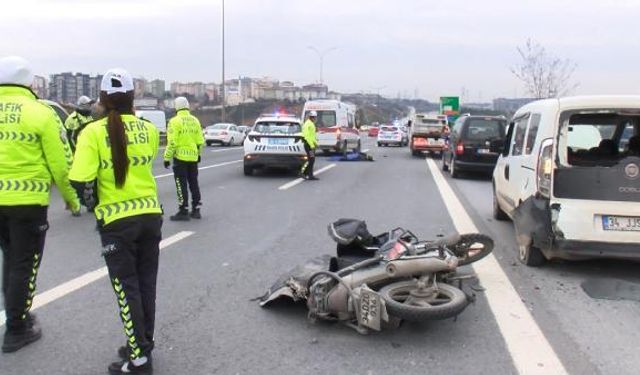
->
xmin=525 ymin=113 xmax=541 ymax=155
xmin=511 ymin=115 xmax=529 ymax=156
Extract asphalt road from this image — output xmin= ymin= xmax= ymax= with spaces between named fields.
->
xmin=1 ymin=138 xmax=639 ymax=375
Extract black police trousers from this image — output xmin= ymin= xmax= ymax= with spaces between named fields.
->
xmin=100 ymin=214 xmax=162 ymax=359
xmin=172 ymin=159 xmax=201 ymax=211
xmin=0 ymin=205 xmax=48 ymax=332
xmin=301 ymin=142 xmax=316 ymax=178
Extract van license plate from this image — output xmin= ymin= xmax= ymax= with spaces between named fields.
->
xmin=602 ymin=216 xmax=640 ymax=231
xmin=477 ymin=148 xmax=490 ymax=154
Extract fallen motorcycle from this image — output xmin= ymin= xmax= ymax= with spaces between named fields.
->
xmin=259 ymin=219 xmax=494 ymax=334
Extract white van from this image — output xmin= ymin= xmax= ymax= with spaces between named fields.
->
xmin=136 ymin=109 xmax=167 ymax=133
xmin=492 ymin=96 xmax=640 ymax=266
xmin=301 ymin=100 xmax=361 ymax=154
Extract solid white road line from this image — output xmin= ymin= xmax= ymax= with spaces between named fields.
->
xmin=155 ymin=160 xmax=242 ymax=179
xmin=0 ymin=231 xmax=195 ymax=327
xmin=278 ymin=163 xmax=337 ymax=191
xmin=426 ymin=158 xmax=567 ymax=375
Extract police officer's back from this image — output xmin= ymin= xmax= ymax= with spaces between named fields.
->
xmin=0 ymin=56 xmax=80 ymax=353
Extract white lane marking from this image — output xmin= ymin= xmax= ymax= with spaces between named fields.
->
xmin=278 ymin=163 xmax=337 ymax=191
xmin=0 ymin=231 xmax=195 ymax=327
xmin=426 ymin=158 xmax=567 ymax=375
xmin=155 ymin=160 xmax=242 ymax=179
xmin=210 ymin=147 xmax=242 ymax=153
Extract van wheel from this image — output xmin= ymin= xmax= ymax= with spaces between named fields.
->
xmin=492 ymin=187 xmax=509 ymax=221
xmin=450 ymin=157 xmax=460 ymax=178
xmin=354 ymin=140 xmax=361 ymax=153
xmin=518 ymin=242 xmax=546 ymax=267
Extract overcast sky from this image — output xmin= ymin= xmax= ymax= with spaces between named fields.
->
xmin=3 ymin=0 xmax=640 ymax=101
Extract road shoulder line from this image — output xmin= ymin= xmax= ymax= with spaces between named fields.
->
xmin=426 ymin=158 xmax=567 ymax=375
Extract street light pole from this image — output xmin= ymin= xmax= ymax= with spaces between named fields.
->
xmin=221 ymin=0 xmax=226 ymax=122
xmin=307 ymin=46 xmax=337 ymax=84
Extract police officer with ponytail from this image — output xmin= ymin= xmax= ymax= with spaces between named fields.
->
xmin=69 ymin=68 xmax=162 ymax=375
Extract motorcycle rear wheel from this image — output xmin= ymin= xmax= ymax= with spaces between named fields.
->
xmin=380 ymin=281 xmax=467 ymax=321
xmin=450 ymin=233 xmax=494 ymax=266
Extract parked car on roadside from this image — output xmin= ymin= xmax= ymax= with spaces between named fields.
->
xmin=204 ymin=123 xmax=245 ymax=146
xmin=492 ymin=96 xmax=640 ymax=266
xmin=377 ymin=125 xmax=408 ymax=147
xmin=442 ymin=115 xmax=507 ymax=178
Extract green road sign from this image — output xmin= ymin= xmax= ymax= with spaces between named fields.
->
xmin=440 ymin=96 xmax=460 ymax=122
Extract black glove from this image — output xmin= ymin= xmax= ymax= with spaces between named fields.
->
xmin=164 ymin=160 xmax=171 ymax=169
xmin=197 ymin=155 xmax=201 ymax=163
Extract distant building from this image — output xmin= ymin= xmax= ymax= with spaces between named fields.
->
xmin=301 ymin=84 xmax=328 ymax=100
xmin=463 ymin=102 xmax=493 ymax=110
xmin=32 ymin=75 xmax=47 ymax=98
xmin=170 ymin=81 xmax=206 ymax=98
xmin=148 ymin=79 xmax=165 ymax=99
xmin=133 ymin=78 xmax=147 ymax=99
xmin=49 ymin=72 xmax=102 ymax=104
xmin=492 ymin=97 xmax=536 ymax=113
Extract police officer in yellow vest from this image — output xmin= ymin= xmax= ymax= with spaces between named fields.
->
xmin=163 ymin=96 xmax=204 ymax=221
xmin=64 ymin=95 xmax=94 ymax=152
xmin=0 ymin=56 xmax=80 ymax=353
xmin=300 ymin=110 xmax=319 ymax=180
xmin=69 ymin=68 xmax=161 ymax=375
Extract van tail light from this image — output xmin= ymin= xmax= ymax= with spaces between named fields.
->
xmin=536 ymin=138 xmax=554 ymax=198
xmin=455 ymin=142 xmax=464 ymax=155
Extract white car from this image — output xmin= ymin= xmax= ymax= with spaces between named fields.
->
xmin=243 ymin=114 xmax=307 ymax=176
xmin=492 ymin=95 xmax=640 ymax=266
xmin=204 ymin=123 xmax=245 ymax=146
xmin=377 ymin=125 xmax=408 ymax=147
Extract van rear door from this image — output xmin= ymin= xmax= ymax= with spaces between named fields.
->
xmin=554 ymin=111 xmax=640 ymax=202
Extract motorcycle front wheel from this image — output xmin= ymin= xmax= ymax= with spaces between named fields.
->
xmin=380 ymin=280 xmax=467 ymax=321
xmin=450 ymin=233 xmax=494 ymax=266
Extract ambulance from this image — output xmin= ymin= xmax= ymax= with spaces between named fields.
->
xmin=301 ymin=100 xmax=361 ymax=154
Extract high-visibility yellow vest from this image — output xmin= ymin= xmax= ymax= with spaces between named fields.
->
xmin=69 ymin=114 xmax=162 ymax=225
xmin=0 ymin=85 xmax=79 ymax=209
xmin=164 ymin=109 xmax=204 ymax=162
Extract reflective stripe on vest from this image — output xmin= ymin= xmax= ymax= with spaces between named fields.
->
xmin=0 ymin=179 xmax=51 ymax=193
xmin=0 ymin=130 xmax=40 ymax=143
xmin=95 ymin=196 xmax=161 ymax=221
xmin=100 ymin=155 xmax=154 ymax=169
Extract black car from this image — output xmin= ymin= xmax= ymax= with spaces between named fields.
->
xmin=442 ymin=115 xmax=507 ymax=178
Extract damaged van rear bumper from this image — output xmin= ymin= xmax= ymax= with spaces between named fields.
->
xmin=549 ymin=240 xmax=640 ymax=261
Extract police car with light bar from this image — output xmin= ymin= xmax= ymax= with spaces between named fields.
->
xmin=243 ymin=113 xmax=307 ymax=176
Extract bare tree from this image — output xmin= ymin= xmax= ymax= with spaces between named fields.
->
xmin=510 ymin=38 xmax=578 ymax=99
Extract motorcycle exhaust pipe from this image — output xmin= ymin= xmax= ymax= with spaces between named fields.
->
xmin=386 ymin=255 xmax=458 ymax=278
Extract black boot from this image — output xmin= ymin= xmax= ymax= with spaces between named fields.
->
xmin=2 ymin=325 xmax=42 ymax=353
xmin=170 ymin=209 xmax=190 ymax=221
xmin=190 ymin=208 xmax=201 ymax=219
xmin=108 ymin=359 xmax=153 ymax=374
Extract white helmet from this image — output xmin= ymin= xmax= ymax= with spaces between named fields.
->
xmin=0 ymin=56 xmax=34 ymax=87
xmin=77 ymin=95 xmax=93 ymax=107
xmin=309 ymin=110 xmax=318 ymax=117
xmin=175 ymin=96 xmax=190 ymax=110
